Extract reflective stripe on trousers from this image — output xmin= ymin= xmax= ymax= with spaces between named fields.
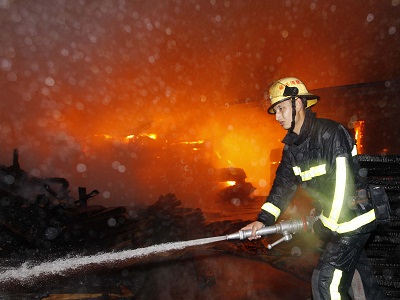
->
xmin=312 ymin=264 xmax=351 ymax=300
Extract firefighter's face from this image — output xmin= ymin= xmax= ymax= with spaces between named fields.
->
xmin=274 ymin=99 xmax=293 ymax=130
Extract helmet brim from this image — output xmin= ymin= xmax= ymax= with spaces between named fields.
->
xmin=267 ymin=93 xmax=319 ymax=114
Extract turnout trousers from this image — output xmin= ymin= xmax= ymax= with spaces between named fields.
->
xmin=311 ymin=233 xmax=386 ymax=300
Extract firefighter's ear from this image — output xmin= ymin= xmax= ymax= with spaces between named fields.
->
xmin=295 ymin=97 xmax=303 ymax=111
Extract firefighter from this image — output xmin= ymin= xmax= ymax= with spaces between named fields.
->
xmin=241 ymin=77 xmax=386 ymax=299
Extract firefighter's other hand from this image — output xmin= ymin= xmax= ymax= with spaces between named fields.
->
xmin=240 ymin=221 xmax=265 ymax=240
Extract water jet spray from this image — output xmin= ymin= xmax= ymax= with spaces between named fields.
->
xmin=0 ymin=217 xmax=316 ymax=285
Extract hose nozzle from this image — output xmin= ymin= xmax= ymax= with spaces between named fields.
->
xmin=225 ymin=216 xmax=316 ymax=243
xmin=226 ymin=225 xmax=278 ymax=240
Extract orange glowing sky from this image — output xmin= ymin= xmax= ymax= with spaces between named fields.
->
xmin=0 ymin=0 xmax=399 ymax=207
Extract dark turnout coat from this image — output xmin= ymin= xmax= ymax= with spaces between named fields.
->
xmin=258 ymin=109 xmax=377 ymax=236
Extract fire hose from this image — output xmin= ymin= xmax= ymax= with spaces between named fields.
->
xmin=225 ymin=216 xmax=317 ymax=249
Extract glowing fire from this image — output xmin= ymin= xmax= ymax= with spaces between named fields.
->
xmin=353 ymin=121 xmax=364 ymax=154
xmin=94 ymin=133 xmax=209 ymax=153
xmin=141 ymin=133 xmax=157 ymax=140
xmin=179 ymin=140 xmax=204 ymax=145
xmin=169 ymin=140 xmax=205 ymax=151
xmin=95 ymin=133 xmax=157 ymax=144
xmin=225 ymin=181 xmax=236 ymax=186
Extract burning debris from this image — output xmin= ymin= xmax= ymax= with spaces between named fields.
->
xmin=0 ymin=149 xmax=232 ymax=257
xmin=1 ymin=149 xmax=261 ymax=262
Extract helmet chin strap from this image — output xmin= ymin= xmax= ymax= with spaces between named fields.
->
xmin=289 ymin=97 xmax=296 ymax=132
xmin=282 ymin=85 xmax=299 ymax=133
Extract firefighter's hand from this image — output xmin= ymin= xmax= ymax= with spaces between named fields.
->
xmin=240 ymin=221 xmax=265 ymax=240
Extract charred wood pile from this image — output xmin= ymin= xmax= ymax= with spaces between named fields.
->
xmin=359 ymin=154 xmax=400 ymax=300
xmin=0 ymin=149 xmax=245 ymax=259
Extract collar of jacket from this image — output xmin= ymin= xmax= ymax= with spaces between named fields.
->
xmin=282 ymin=109 xmax=316 ymax=146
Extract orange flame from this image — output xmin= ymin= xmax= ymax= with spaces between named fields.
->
xmin=354 ymin=121 xmax=364 ymax=154
xmin=179 ymin=140 xmax=204 ymax=145
xmin=225 ymin=180 xmax=236 ymax=186
xmin=95 ymin=133 xmax=157 ymax=144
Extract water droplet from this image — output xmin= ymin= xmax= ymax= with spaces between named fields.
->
xmin=258 ymin=178 xmax=267 ymax=187
xmin=112 ymin=161 xmax=120 ymax=169
xmin=108 ymin=218 xmax=117 ymax=227
xmin=30 ymin=168 xmax=41 ymax=177
xmin=291 ymin=246 xmax=302 ymax=256
xmin=3 ymin=175 xmax=15 ymax=185
xmin=118 ymin=165 xmax=126 ymax=173
xmin=383 ymin=268 xmax=394 ymax=280
xmin=231 ymin=198 xmax=241 ymax=206
xmin=76 ymin=163 xmax=87 ymax=173
xmin=359 ymin=168 xmax=368 ymax=178
xmin=45 ymin=76 xmax=55 ymax=87
xmin=45 ymin=227 xmax=59 ymax=240
xmin=0 ymin=58 xmax=12 ymax=71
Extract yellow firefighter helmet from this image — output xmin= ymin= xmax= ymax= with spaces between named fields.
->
xmin=267 ymin=77 xmax=319 ymax=114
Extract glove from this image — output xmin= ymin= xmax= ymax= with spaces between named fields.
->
xmin=313 ymin=218 xmax=333 ymax=241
